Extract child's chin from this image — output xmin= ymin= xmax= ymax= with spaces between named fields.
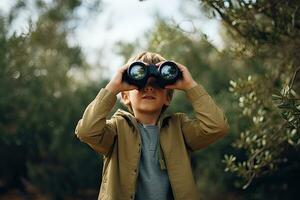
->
xmin=140 ymin=107 xmax=161 ymax=113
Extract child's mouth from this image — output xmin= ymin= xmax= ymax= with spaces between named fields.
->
xmin=142 ymin=96 xmax=156 ymax=100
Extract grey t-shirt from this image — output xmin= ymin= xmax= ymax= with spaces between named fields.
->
xmin=135 ymin=124 xmax=173 ymax=200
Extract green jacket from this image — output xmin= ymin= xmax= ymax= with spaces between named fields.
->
xmin=75 ymin=84 xmax=229 ymax=200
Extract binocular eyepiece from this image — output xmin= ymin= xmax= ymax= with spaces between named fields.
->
xmin=122 ymin=61 xmax=182 ymax=88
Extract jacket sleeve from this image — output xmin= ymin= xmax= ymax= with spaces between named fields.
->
xmin=180 ymin=84 xmax=230 ymax=151
xmin=75 ymin=88 xmax=117 ymax=155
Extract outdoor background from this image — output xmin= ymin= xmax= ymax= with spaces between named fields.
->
xmin=0 ymin=0 xmax=299 ymax=199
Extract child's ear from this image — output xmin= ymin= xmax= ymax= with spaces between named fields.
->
xmin=121 ymin=91 xmax=131 ymax=105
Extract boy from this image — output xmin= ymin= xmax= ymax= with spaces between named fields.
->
xmin=75 ymin=52 xmax=229 ymax=200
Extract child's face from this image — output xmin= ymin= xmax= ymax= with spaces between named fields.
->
xmin=122 ymin=77 xmax=171 ymax=114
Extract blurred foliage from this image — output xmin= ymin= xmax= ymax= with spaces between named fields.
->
xmin=1 ymin=0 xmax=300 ymax=199
xmin=0 ymin=0 xmax=104 ymax=199
xmin=199 ymin=0 xmax=300 ymax=196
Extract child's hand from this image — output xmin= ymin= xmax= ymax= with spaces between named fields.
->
xmin=163 ymin=62 xmax=197 ymax=91
xmin=105 ymin=64 xmax=138 ymax=95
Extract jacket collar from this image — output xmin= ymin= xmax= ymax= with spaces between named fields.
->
xmin=113 ymin=109 xmax=171 ymax=130
xmin=114 ymin=109 xmax=170 ymax=170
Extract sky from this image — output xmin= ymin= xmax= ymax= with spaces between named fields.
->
xmin=0 ymin=0 xmax=222 ymax=79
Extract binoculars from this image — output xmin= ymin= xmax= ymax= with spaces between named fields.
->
xmin=122 ymin=61 xmax=182 ymax=88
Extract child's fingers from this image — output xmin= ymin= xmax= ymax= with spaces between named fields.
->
xmin=115 ymin=64 xmax=130 ymax=81
xmin=156 ymin=61 xmax=165 ymax=67
xmin=119 ymin=64 xmax=130 ymax=74
xmin=174 ymin=62 xmax=186 ymax=70
xmin=123 ymin=84 xmax=138 ymax=91
xmin=165 ymin=82 xmax=180 ymax=89
xmin=164 ymin=85 xmax=176 ymax=89
xmin=129 ymin=85 xmax=138 ymax=90
xmin=174 ymin=62 xmax=193 ymax=79
xmin=122 ymin=81 xmax=138 ymax=89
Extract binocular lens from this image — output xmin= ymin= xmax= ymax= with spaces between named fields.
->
xmin=123 ymin=61 xmax=181 ymax=88
xmin=160 ymin=64 xmax=178 ymax=80
xmin=129 ymin=64 xmax=146 ymax=80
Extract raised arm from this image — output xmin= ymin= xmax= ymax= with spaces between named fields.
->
xmin=75 ymin=64 xmax=137 ymax=155
xmin=180 ymin=84 xmax=229 ymax=151
xmin=75 ymin=88 xmax=118 ymax=155
xmin=165 ymin=62 xmax=229 ymax=151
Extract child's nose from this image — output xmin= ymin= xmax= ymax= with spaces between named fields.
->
xmin=143 ymin=77 xmax=156 ymax=91
xmin=144 ymin=84 xmax=154 ymax=92
xmin=144 ymin=85 xmax=153 ymax=92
